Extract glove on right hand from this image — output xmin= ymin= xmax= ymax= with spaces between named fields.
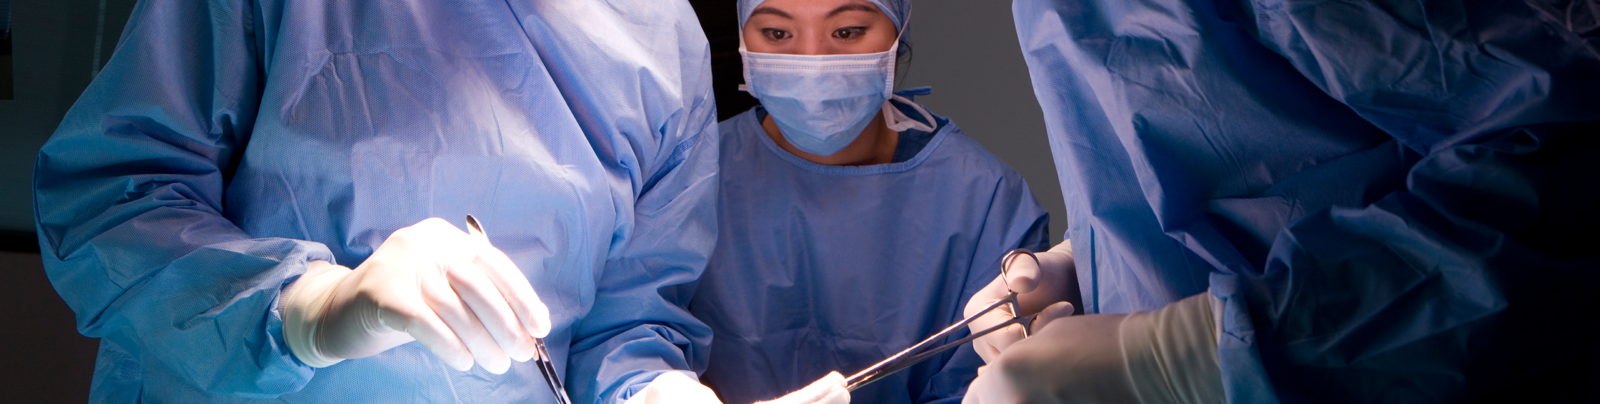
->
xmin=281 ymin=217 xmax=552 ymax=374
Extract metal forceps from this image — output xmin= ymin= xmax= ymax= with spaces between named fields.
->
xmin=465 ymin=215 xmax=572 ymax=404
xmin=842 ymin=249 xmax=1041 ymax=391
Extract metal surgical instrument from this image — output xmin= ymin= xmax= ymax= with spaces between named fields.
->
xmin=465 ymin=215 xmax=571 ymax=404
xmin=842 ymin=249 xmax=1042 ymax=391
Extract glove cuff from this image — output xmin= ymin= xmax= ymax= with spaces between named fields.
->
xmin=281 ymin=260 xmax=352 ymax=368
xmin=1120 ymin=292 xmax=1224 ymax=404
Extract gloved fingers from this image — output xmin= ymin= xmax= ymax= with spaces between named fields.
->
xmin=1045 ymin=238 xmax=1074 ymax=255
xmin=817 ymin=387 xmax=849 ymax=404
xmin=988 ymin=314 xmax=1140 ymax=404
xmin=385 ymin=291 xmax=475 ymax=371
xmin=470 ymin=239 xmax=552 ymax=339
xmin=420 ymin=262 xmax=509 ymax=373
xmin=969 ymin=302 xmax=1076 ymax=364
xmin=1013 ymin=241 xmax=1078 ymax=315
xmin=1000 ymin=252 xmax=1043 ymax=294
xmin=1003 ymin=240 xmax=1076 ymax=294
xmin=963 ymin=298 xmax=1018 ymax=361
xmin=962 ymin=365 xmax=1019 ymax=404
xmin=811 ymin=371 xmax=850 ymax=404
xmin=757 ymin=371 xmax=847 ymax=404
xmin=965 ymin=275 xmax=1014 ymax=320
xmin=1031 ymin=301 xmax=1076 ymax=330
xmin=966 ymin=275 xmax=1029 ymax=364
xmin=446 ymin=254 xmax=537 ymax=363
xmin=971 ymin=323 xmax=1025 ymax=364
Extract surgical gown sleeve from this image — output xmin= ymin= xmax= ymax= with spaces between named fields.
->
xmin=33 ymin=0 xmax=328 ymax=398
xmin=1012 ymin=0 xmax=1600 ymax=402
xmin=565 ymin=127 xmax=719 ymax=404
xmin=507 ymin=2 xmax=722 ymax=403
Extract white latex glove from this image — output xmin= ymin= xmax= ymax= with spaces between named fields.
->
xmin=965 ymin=240 xmax=1080 ymax=363
xmin=755 ymin=371 xmax=849 ymax=404
xmin=962 ymin=293 xmax=1224 ymax=404
xmin=622 ymin=371 xmax=724 ymax=404
xmin=281 ymin=217 xmax=552 ymax=374
xmin=622 ymin=371 xmax=848 ymax=404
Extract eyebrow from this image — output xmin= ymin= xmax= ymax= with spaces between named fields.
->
xmin=826 ymin=3 xmax=880 ymax=18
xmin=749 ymin=6 xmax=792 ymax=20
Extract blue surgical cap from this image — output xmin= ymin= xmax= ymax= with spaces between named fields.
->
xmin=737 ymin=0 xmax=910 ymax=32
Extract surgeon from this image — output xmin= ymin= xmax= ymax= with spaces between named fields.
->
xmin=685 ymin=0 xmax=1051 ymax=403
xmin=961 ymin=0 xmax=1600 ymax=403
xmin=34 ymin=1 xmax=730 ymax=403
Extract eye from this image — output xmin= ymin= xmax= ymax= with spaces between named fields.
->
xmin=832 ymin=27 xmax=867 ymax=40
xmin=761 ymin=28 xmax=792 ymax=41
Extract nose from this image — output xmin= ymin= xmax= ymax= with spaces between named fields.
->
xmin=797 ymin=31 xmax=827 ymax=55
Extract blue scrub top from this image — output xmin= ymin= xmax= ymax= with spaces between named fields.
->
xmin=1014 ymin=0 xmax=1600 ymax=402
xmin=33 ymin=0 xmax=719 ymax=403
xmin=690 ymin=104 xmax=1051 ymax=404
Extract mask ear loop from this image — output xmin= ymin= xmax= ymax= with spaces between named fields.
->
xmin=736 ymin=21 xmax=754 ymax=94
xmin=880 ymin=9 xmax=908 ymax=97
xmin=882 ymin=94 xmax=935 ymax=132
xmin=737 ymin=33 xmax=752 ymax=93
xmin=877 ymin=6 xmax=929 ymax=132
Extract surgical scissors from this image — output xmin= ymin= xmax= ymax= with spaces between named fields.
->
xmin=842 ymin=249 xmax=1041 ymax=391
xmin=465 ymin=215 xmax=571 ymax=404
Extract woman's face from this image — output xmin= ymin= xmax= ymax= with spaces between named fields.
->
xmin=742 ymin=0 xmax=898 ymax=55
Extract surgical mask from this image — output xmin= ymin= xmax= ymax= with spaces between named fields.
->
xmin=739 ymin=42 xmax=900 ymax=156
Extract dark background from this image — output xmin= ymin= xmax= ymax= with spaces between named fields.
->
xmin=0 ymin=1 xmax=1057 ymax=401
xmin=3 ymin=0 xmax=138 ymax=402
xmin=2 ymin=0 xmax=14 ymax=99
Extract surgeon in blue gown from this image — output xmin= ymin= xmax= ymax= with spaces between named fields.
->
xmin=686 ymin=0 xmax=1051 ymax=403
xmin=962 ymin=0 xmax=1600 ymax=403
xmin=34 ymin=1 xmax=726 ymax=403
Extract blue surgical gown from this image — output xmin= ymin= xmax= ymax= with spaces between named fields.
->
xmin=32 ymin=0 xmax=719 ymax=403
xmin=688 ymin=104 xmax=1051 ymax=404
xmin=1014 ymin=0 xmax=1600 ymax=402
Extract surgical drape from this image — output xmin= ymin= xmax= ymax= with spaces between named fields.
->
xmin=33 ymin=0 xmax=719 ymax=403
xmin=1013 ymin=0 xmax=1600 ymax=402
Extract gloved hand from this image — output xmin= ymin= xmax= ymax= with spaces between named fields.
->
xmin=622 ymin=371 xmax=724 ymax=404
xmin=962 ymin=293 xmax=1224 ymax=404
xmin=622 ymin=371 xmax=849 ymax=404
xmin=281 ymin=217 xmax=551 ymax=374
xmin=755 ymin=371 xmax=849 ymax=404
xmin=965 ymin=240 xmax=1081 ymax=363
